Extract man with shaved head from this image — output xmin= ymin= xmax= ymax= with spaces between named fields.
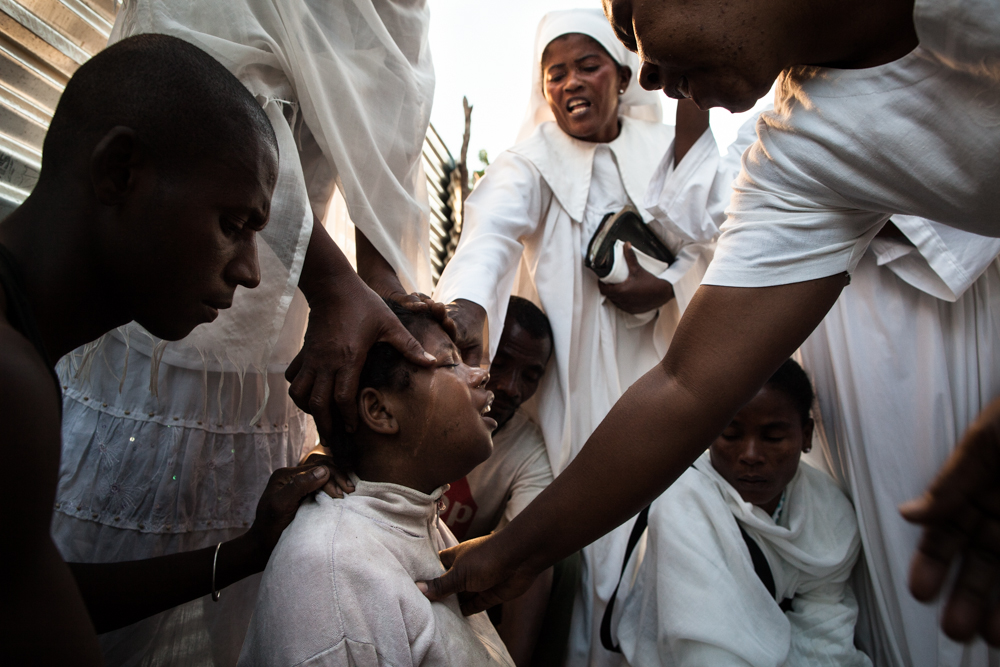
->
xmin=422 ymin=0 xmax=1000 ymax=655
xmin=0 ymin=34 xmax=335 ymax=665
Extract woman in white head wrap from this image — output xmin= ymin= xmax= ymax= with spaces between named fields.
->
xmin=51 ymin=1 xmax=436 ymax=665
xmin=435 ymin=9 xmax=712 ymax=667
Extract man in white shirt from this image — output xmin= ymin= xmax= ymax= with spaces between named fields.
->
xmin=439 ymin=296 xmax=556 ymax=665
xmin=239 ymin=302 xmax=513 ymax=667
xmin=421 ymin=0 xmax=1000 ymax=647
xmin=441 ymin=297 xmax=554 ymax=542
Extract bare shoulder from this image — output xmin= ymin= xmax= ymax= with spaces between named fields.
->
xmin=0 ymin=317 xmax=60 ymax=424
xmin=0 ymin=316 xmax=63 ymax=537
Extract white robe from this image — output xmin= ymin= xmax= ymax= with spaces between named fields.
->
xmin=238 ymin=479 xmax=513 ymax=667
xmin=616 ymin=453 xmax=870 ymax=667
xmin=434 ymin=116 xmax=714 ymax=667
xmin=704 ymin=0 xmax=1000 ymax=290
xmin=799 ymin=219 xmax=1000 ymax=667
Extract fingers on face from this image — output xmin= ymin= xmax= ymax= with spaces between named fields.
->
xmin=333 ymin=363 xmax=361 ymax=432
xmin=386 ymin=321 xmax=433 ymax=367
xmin=286 ymin=351 xmax=313 ymax=402
xmin=308 ymin=371 xmax=337 ymax=435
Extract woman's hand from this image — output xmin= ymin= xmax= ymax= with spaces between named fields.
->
xmin=243 ymin=463 xmax=337 ymax=566
xmin=417 ymin=533 xmax=540 ymax=616
xmin=446 ymin=299 xmax=488 ymax=366
xmin=69 ymin=461 xmax=337 ymax=633
xmin=598 ymin=242 xmax=675 ymax=314
xmin=902 ymin=396 xmax=1000 ymax=645
xmin=300 ymin=444 xmax=356 ymax=498
xmin=288 ymin=219 xmax=435 ymax=439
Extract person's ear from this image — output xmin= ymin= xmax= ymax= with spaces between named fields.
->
xmin=802 ymin=417 xmax=815 ymax=453
xmin=618 ymin=65 xmax=632 ymax=95
xmin=359 ymin=387 xmax=399 ymax=435
xmin=91 ymin=126 xmax=144 ymax=206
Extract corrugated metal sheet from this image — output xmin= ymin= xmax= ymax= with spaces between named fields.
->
xmin=422 ymin=122 xmax=460 ymax=285
xmin=0 ymin=0 xmax=462 ymax=287
xmin=0 ymin=0 xmax=116 ymax=217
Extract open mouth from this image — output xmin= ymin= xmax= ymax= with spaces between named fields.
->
xmin=479 ymin=392 xmax=498 ymax=430
xmin=567 ymin=97 xmax=591 ymax=116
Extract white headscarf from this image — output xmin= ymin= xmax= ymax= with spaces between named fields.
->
xmin=516 ymin=8 xmax=663 ymax=143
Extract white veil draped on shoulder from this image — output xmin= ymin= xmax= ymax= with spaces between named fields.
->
xmin=516 ymin=8 xmax=662 ymax=143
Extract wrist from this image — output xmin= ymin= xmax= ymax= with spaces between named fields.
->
xmin=302 ymin=268 xmax=366 ymax=313
xmin=223 ymin=531 xmax=271 ymax=583
xmin=492 ymin=514 xmax=553 ymax=580
xmin=656 ymin=277 xmax=675 ymax=307
xmin=361 ymin=266 xmax=407 ymax=302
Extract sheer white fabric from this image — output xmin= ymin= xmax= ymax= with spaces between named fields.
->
xmin=53 ymin=2 xmax=434 ymax=665
xmin=799 ymin=221 xmax=1000 ymax=667
xmin=616 ymin=454 xmax=869 ymax=667
xmin=516 ymin=8 xmax=664 ymax=143
xmin=644 ymin=110 xmax=764 ymax=245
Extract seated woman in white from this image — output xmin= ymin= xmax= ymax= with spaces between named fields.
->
xmin=238 ymin=303 xmax=513 ymax=667
xmin=615 ymin=359 xmax=871 ymax=667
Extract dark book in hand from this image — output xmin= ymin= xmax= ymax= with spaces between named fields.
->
xmin=585 ymin=205 xmax=675 ymax=279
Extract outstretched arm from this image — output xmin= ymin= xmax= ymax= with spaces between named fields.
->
xmin=286 ymin=217 xmax=435 ymax=437
xmin=420 ymin=275 xmax=846 ymax=613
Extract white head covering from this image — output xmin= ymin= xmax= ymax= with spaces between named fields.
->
xmin=516 ymin=8 xmax=662 ymax=143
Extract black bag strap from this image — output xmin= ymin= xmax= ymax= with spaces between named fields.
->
xmin=599 ymin=505 xmax=649 ymax=653
xmin=739 ymin=524 xmax=776 ymax=598
xmin=739 ymin=523 xmax=794 ymax=612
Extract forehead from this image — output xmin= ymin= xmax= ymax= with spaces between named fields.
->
xmin=185 ymin=147 xmax=275 ymax=213
xmin=735 ymin=385 xmax=801 ymax=424
xmin=542 ymin=33 xmax=613 ymax=68
xmin=497 ymin=321 xmax=551 ymax=365
xmin=414 ymin=321 xmax=458 ymax=356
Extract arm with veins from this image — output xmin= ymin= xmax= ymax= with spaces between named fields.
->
xmin=420 ymin=275 xmax=847 ymax=613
